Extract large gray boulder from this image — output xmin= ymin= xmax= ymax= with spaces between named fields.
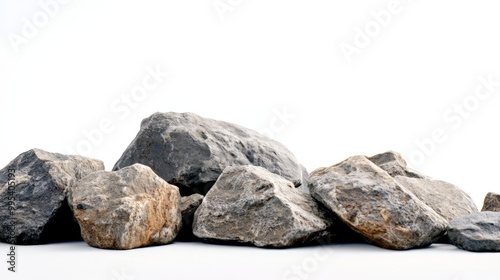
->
xmin=193 ymin=165 xmax=332 ymax=247
xmin=482 ymin=192 xmax=500 ymax=212
xmin=448 ymin=211 xmax=500 ymax=252
xmin=0 ymin=149 xmax=104 ymax=245
xmin=369 ymin=151 xmax=478 ymax=222
xmin=113 ymin=112 xmax=305 ymax=195
xmin=308 ymin=155 xmax=448 ymax=250
xmin=68 ymin=164 xmax=182 ymax=250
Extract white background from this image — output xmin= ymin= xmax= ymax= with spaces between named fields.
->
xmin=1 ymin=1 xmax=500 ymax=279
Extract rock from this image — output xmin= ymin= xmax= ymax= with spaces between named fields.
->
xmin=482 ymin=192 xmax=500 ymax=212
xmin=368 ymin=151 xmax=426 ymax=179
xmin=68 ymin=164 xmax=181 ymax=250
xmin=369 ymin=151 xmax=478 ymax=222
xmin=177 ymin=194 xmax=204 ymax=241
xmin=0 ymin=149 xmax=104 ymax=245
xmin=308 ymin=155 xmax=448 ymax=250
xmin=193 ymin=165 xmax=332 ymax=247
xmin=448 ymin=211 xmax=500 ymax=252
xmin=113 ymin=112 xmax=305 ymax=195
xmin=395 ymin=177 xmax=477 ymax=222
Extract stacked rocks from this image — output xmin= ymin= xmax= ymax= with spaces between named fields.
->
xmin=0 ymin=112 xmax=499 ymax=252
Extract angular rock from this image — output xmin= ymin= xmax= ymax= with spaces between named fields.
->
xmin=368 ymin=151 xmax=426 ymax=179
xmin=0 ymin=149 xmax=104 ymax=245
xmin=308 ymin=155 xmax=448 ymax=250
xmin=448 ymin=211 xmax=500 ymax=252
xmin=176 ymin=193 xmax=204 ymax=241
xmin=482 ymin=192 xmax=500 ymax=212
xmin=113 ymin=112 xmax=305 ymax=195
xmin=369 ymin=151 xmax=478 ymax=222
xmin=193 ymin=165 xmax=332 ymax=247
xmin=68 ymin=164 xmax=181 ymax=250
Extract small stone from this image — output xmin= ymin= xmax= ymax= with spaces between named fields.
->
xmin=368 ymin=151 xmax=426 ymax=179
xmin=193 ymin=165 xmax=332 ymax=247
xmin=482 ymin=192 xmax=500 ymax=212
xmin=113 ymin=112 xmax=306 ymax=195
xmin=448 ymin=211 xmax=500 ymax=252
xmin=68 ymin=164 xmax=181 ymax=250
xmin=308 ymin=155 xmax=448 ymax=250
xmin=177 ymin=194 xmax=204 ymax=241
xmin=0 ymin=149 xmax=104 ymax=245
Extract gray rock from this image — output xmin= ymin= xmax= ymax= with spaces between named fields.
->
xmin=193 ymin=165 xmax=332 ymax=247
xmin=448 ymin=211 xmax=500 ymax=252
xmin=482 ymin=192 xmax=500 ymax=212
xmin=113 ymin=112 xmax=305 ymax=195
xmin=369 ymin=151 xmax=477 ymax=223
xmin=395 ymin=176 xmax=478 ymax=222
xmin=368 ymin=151 xmax=426 ymax=179
xmin=0 ymin=149 xmax=104 ymax=245
xmin=68 ymin=164 xmax=181 ymax=250
xmin=177 ymin=194 xmax=204 ymax=241
xmin=308 ymin=155 xmax=448 ymax=250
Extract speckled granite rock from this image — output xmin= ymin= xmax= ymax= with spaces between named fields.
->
xmin=482 ymin=192 xmax=500 ymax=212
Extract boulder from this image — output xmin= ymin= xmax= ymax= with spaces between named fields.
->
xmin=448 ymin=211 xmax=500 ymax=252
xmin=369 ymin=151 xmax=477 ymax=222
xmin=68 ymin=164 xmax=181 ymax=250
xmin=482 ymin=192 xmax=500 ymax=212
xmin=308 ymin=155 xmax=448 ymax=250
xmin=113 ymin=112 xmax=305 ymax=195
xmin=177 ymin=193 xmax=204 ymax=241
xmin=0 ymin=149 xmax=104 ymax=245
xmin=193 ymin=165 xmax=332 ymax=247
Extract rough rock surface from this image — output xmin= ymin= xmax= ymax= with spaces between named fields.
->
xmin=448 ymin=211 xmax=500 ymax=252
xmin=177 ymin=194 xmax=204 ymax=240
xmin=482 ymin=192 xmax=500 ymax=212
xmin=113 ymin=112 xmax=305 ymax=195
xmin=193 ymin=165 xmax=332 ymax=247
xmin=69 ymin=164 xmax=181 ymax=250
xmin=308 ymin=155 xmax=448 ymax=250
xmin=395 ymin=176 xmax=477 ymax=222
xmin=369 ymin=151 xmax=478 ymax=222
xmin=0 ymin=149 xmax=104 ymax=245
xmin=368 ymin=151 xmax=426 ymax=179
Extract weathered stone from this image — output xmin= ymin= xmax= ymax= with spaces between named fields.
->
xmin=68 ymin=164 xmax=181 ymax=250
xmin=0 ymin=149 xmax=104 ymax=245
xmin=448 ymin=211 xmax=500 ymax=252
xmin=193 ymin=165 xmax=331 ymax=247
xmin=177 ymin=194 xmax=204 ymax=241
xmin=368 ymin=151 xmax=426 ymax=179
xmin=113 ymin=112 xmax=305 ymax=195
xmin=308 ymin=155 xmax=448 ymax=250
xmin=369 ymin=151 xmax=478 ymax=223
xmin=395 ymin=176 xmax=478 ymax=222
xmin=482 ymin=192 xmax=500 ymax=212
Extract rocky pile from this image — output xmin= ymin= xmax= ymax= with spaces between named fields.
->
xmin=0 ymin=112 xmax=499 ymax=252
xmin=113 ymin=112 xmax=306 ymax=195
